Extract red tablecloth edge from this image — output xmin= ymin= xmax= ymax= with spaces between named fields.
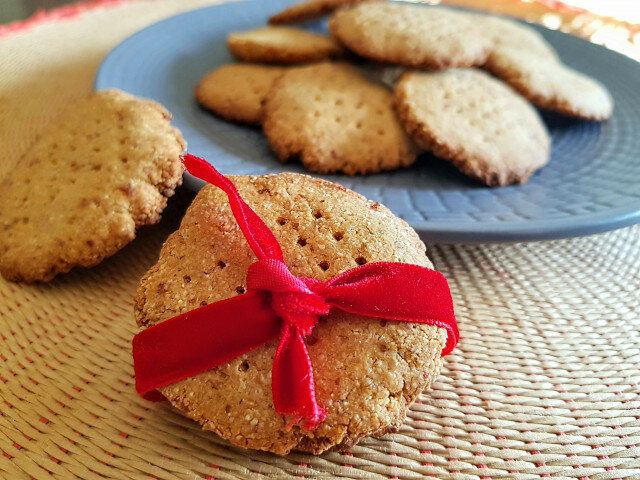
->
xmin=0 ymin=0 xmax=606 ymax=40
xmin=0 ymin=0 xmax=136 ymax=38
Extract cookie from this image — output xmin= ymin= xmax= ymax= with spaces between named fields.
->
xmin=134 ymin=172 xmax=448 ymax=455
xmin=0 ymin=90 xmax=186 ymax=283
xmin=263 ymin=62 xmax=417 ymax=175
xmin=227 ymin=27 xmax=342 ymax=64
xmin=269 ymin=0 xmax=383 ymax=24
xmin=394 ymin=69 xmax=550 ymax=186
xmin=480 ymin=15 xmax=557 ymax=59
xmin=485 ymin=47 xmax=613 ymax=120
xmin=195 ymin=64 xmax=285 ymax=125
xmin=329 ymin=3 xmax=492 ymax=69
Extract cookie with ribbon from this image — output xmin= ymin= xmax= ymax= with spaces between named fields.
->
xmin=133 ymin=155 xmax=458 ymax=455
xmin=0 ymin=90 xmax=185 ymax=283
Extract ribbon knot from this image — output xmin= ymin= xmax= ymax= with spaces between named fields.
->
xmin=132 ymin=155 xmax=459 ymax=431
xmin=247 ymin=259 xmax=330 ymax=337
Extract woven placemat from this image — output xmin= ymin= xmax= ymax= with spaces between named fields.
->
xmin=1 ymin=1 xmax=639 ymax=478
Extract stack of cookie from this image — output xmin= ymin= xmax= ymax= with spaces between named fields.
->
xmin=196 ymin=0 xmax=612 ymax=186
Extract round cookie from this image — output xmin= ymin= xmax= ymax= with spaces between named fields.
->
xmin=195 ymin=64 xmax=285 ymax=125
xmin=479 ymin=15 xmax=558 ymax=59
xmin=227 ymin=26 xmax=342 ymax=64
xmin=0 ymin=90 xmax=186 ymax=283
xmin=485 ymin=47 xmax=613 ymax=121
xmin=269 ymin=0 xmax=384 ymax=24
xmin=134 ymin=173 xmax=448 ymax=455
xmin=329 ymin=3 xmax=492 ymax=69
xmin=263 ymin=62 xmax=417 ymax=175
xmin=394 ymin=69 xmax=551 ymax=186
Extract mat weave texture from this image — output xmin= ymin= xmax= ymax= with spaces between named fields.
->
xmin=1 ymin=1 xmax=639 ymax=479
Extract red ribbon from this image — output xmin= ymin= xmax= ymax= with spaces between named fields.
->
xmin=133 ymin=154 xmax=459 ymax=429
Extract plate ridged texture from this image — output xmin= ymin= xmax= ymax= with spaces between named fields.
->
xmin=95 ymin=0 xmax=640 ymax=242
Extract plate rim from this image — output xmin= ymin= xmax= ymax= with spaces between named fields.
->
xmin=94 ymin=0 xmax=640 ymax=243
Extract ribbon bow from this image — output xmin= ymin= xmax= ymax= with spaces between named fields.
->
xmin=133 ymin=154 xmax=459 ymax=429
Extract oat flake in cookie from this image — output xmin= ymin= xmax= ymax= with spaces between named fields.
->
xmin=134 ymin=171 xmax=449 ymax=455
xmin=0 ymin=90 xmax=186 ymax=283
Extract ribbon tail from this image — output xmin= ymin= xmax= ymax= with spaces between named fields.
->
xmin=272 ymin=325 xmax=326 ymax=429
xmin=133 ymin=291 xmax=281 ymax=401
xmin=182 ymin=154 xmax=284 ymax=261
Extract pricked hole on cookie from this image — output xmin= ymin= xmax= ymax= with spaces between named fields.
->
xmin=239 ymin=361 xmax=250 ymax=372
xmin=277 ymin=217 xmax=287 ymax=226
xmin=183 ymin=275 xmax=191 ymax=283
xmin=91 ymin=165 xmax=102 ymax=171
xmin=121 ymin=157 xmax=128 ymax=164
xmin=335 ymin=99 xmax=343 ymax=106
xmin=86 ymin=240 xmax=95 ymax=248
xmin=314 ymin=94 xmax=321 ymax=102
xmin=355 ymin=256 xmax=367 ymax=266
xmin=236 ymin=286 xmax=246 ymax=294
xmin=377 ymin=129 xmax=385 ymax=136
xmin=380 ymin=319 xmax=387 ymax=327
xmin=297 ymin=237 xmax=307 ymax=247
xmin=313 ymin=211 xmax=323 ymax=219
xmin=258 ymin=188 xmax=271 ymax=195
xmin=314 ymin=111 xmax=320 ymax=118
xmin=335 ymin=116 xmax=342 ymax=124
xmin=379 ymin=343 xmax=389 ymax=353
xmin=92 ymin=147 xmax=101 ymax=153
xmin=21 ymin=217 xmax=29 ymax=224
xmin=356 ymin=122 xmax=362 ymax=129
xmin=318 ymin=261 xmax=330 ymax=271
xmin=333 ymin=231 xmax=344 ymax=241
xmin=217 ymin=260 xmax=227 ymax=269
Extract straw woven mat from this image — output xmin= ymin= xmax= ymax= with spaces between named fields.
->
xmin=1 ymin=1 xmax=640 ymax=478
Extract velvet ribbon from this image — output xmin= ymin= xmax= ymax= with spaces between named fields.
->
xmin=133 ymin=154 xmax=459 ymax=429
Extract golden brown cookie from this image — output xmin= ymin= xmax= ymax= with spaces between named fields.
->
xmin=227 ymin=26 xmax=342 ymax=64
xmin=195 ymin=64 xmax=285 ymax=125
xmin=269 ymin=0 xmax=383 ymax=24
xmin=134 ymin=173 xmax=447 ymax=455
xmin=480 ymin=15 xmax=557 ymax=59
xmin=0 ymin=90 xmax=186 ymax=283
xmin=484 ymin=47 xmax=613 ymax=120
xmin=329 ymin=3 xmax=492 ymax=69
xmin=263 ymin=62 xmax=417 ymax=175
xmin=394 ymin=69 xmax=551 ymax=186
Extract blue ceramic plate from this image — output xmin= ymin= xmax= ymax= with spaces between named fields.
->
xmin=95 ymin=0 xmax=640 ymax=242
